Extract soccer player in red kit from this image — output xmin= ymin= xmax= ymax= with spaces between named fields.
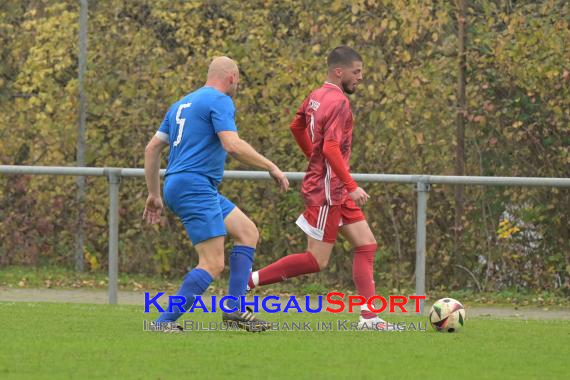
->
xmin=248 ymin=46 xmax=396 ymax=330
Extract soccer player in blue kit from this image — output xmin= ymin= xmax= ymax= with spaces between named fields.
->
xmin=143 ymin=56 xmax=289 ymax=332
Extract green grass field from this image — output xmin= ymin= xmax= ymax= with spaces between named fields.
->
xmin=1 ymin=302 xmax=569 ymax=380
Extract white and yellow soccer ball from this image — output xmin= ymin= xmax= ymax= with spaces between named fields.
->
xmin=429 ymin=298 xmax=466 ymax=333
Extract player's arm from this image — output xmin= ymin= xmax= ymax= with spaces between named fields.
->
xmin=322 ymin=140 xmax=357 ymax=190
xmin=289 ymin=98 xmax=312 ymax=159
xmin=144 ymin=135 xmax=168 ymax=197
xmin=322 ymin=141 xmax=369 ymax=206
xmin=322 ymin=101 xmax=369 ymax=207
xmin=143 ymin=128 xmax=169 ymax=224
xmin=218 ymin=131 xmax=289 ymax=192
xmin=213 ymin=96 xmax=288 ymax=191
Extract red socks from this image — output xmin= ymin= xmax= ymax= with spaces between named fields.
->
xmin=249 ymin=252 xmax=320 ymax=288
xmin=248 ymin=245 xmax=378 ymax=320
xmin=353 ymin=244 xmax=378 ymax=319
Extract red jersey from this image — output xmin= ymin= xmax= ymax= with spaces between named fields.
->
xmin=290 ymin=82 xmax=354 ymax=206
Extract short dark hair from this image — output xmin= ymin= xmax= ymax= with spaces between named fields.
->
xmin=327 ymin=46 xmax=362 ymax=68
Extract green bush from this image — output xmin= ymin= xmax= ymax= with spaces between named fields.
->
xmin=1 ymin=0 xmax=568 ymax=293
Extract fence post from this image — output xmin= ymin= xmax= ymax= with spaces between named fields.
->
xmin=106 ymin=168 xmax=121 ymax=304
xmin=415 ymin=181 xmax=430 ymax=314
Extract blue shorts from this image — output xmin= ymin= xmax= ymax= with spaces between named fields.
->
xmin=163 ymin=172 xmax=236 ymax=245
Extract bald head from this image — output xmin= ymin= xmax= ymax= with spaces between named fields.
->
xmin=207 ymin=56 xmax=238 ymax=80
xmin=206 ymin=56 xmax=240 ymax=97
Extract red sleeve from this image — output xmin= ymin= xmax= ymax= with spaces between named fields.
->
xmin=322 ymin=140 xmax=358 ymax=192
xmin=289 ymin=98 xmax=312 ymax=159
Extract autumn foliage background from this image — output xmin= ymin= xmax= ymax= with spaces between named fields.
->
xmin=0 ymin=0 xmax=568 ymax=294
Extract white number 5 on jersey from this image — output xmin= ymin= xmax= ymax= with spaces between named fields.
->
xmin=173 ymin=103 xmax=191 ymax=147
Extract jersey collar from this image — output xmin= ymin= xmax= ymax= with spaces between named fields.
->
xmin=324 ymin=81 xmax=344 ymax=93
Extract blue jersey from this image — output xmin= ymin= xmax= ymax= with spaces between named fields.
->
xmin=156 ymin=87 xmax=237 ymax=184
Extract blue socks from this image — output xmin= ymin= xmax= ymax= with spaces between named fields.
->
xmin=155 ymin=246 xmax=254 ymax=322
xmin=155 ymin=268 xmax=213 ymax=322
xmin=227 ymin=245 xmax=255 ymax=310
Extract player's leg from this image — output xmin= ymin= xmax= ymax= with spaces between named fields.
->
xmin=155 ymin=174 xmax=226 ymax=324
xmin=249 ymin=236 xmax=333 ymax=288
xmin=218 ymin=195 xmax=270 ymax=331
xmin=339 ymin=200 xmax=396 ymax=330
xmin=339 ymin=219 xmax=377 ymax=319
xmin=249 ymin=205 xmax=339 ymax=289
xmin=155 ymin=237 xmax=225 ymax=323
xmin=222 ymin=200 xmax=258 ymax=310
